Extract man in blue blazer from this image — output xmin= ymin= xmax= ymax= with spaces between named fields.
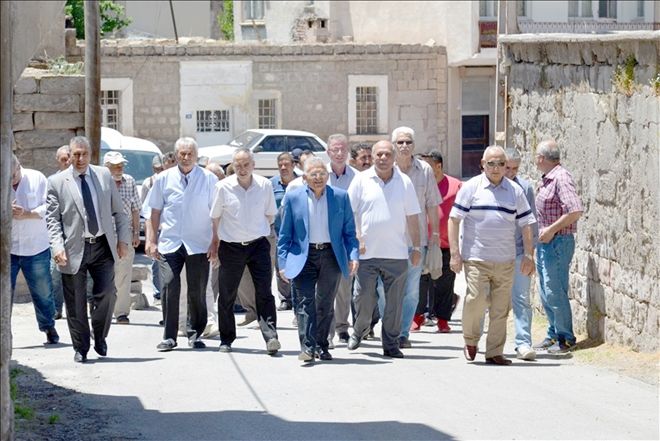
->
xmin=278 ymin=157 xmax=359 ymax=362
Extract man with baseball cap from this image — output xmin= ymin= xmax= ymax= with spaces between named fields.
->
xmin=104 ymin=151 xmax=141 ymax=324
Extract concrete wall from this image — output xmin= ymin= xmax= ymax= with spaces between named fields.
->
xmin=118 ymin=0 xmax=213 ymax=38
xmin=525 ymin=0 xmax=657 ymax=22
xmin=12 ymin=68 xmax=84 ymax=176
xmin=499 ymin=32 xmax=660 ymax=352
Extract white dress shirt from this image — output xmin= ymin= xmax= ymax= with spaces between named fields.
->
xmin=11 ymin=168 xmax=50 ymax=256
xmin=148 ymin=165 xmax=218 ymax=254
xmin=327 ymin=163 xmax=358 ymax=190
xmin=347 ymin=167 xmax=421 ymax=260
xmin=210 ymin=174 xmax=277 ymax=243
xmin=307 ymin=187 xmax=331 ymax=244
xmin=74 ymin=166 xmax=105 ymax=238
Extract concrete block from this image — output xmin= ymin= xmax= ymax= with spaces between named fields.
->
xmin=14 ymin=94 xmax=80 ymax=112
xmin=15 ymin=77 xmax=38 ymax=94
xmin=635 ymin=41 xmax=657 ymax=66
xmin=132 ymin=265 xmax=149 ymax=281
xmin=12 ymin=113 xmax=34 ymax=131
xmin=14 ymin=129 xmax=76 ymax=149
xmin=40 ymin=76 xmax=84 ymax=95
xmin=34 ymin=112 xmax=84 ymax=130
xmin=130 ymin=292 xmax=150 ymax=310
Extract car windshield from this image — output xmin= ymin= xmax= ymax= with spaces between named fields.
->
xmin=230 ymin=131 xmax=262 ymax=149
xmin=100 ymin=149 xmax=159 ymax=185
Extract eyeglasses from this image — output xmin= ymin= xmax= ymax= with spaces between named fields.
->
xmin=396 ymin=140 xmax=413 ymax=146
xmin=485 ymin=160 xmax=506 ymax=168
xmin=307 ymin=172 xmax=328 ymax=179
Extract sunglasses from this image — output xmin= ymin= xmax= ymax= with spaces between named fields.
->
xmin=485 ymin=160 xmax=506 ymax=168
xmin=396 ymin=140 xmax=413 ymax=146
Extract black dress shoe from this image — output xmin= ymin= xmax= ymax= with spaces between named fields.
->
xmin=383 ymin=348 xmax=404 ymax=358
xmin=319 ymin=350 xmax=333 ymax=361
xmin=337 ymin=332 xmax=350 ymax=344
xmin=347 ymin=335 xmax=361 ymax=350
xmin=94 ymin=340 xmax=107 ymax=357
xmin=74 ymin=351 xmax=87 ymax=363
xmin=45 ymin=328 xmax=59 ymax=344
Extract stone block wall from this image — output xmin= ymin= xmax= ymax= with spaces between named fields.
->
xmin=499 ymin=32 xmax=659 ymax=351
xmin=12 ymin=68 xmax=84 ymax=175
xmin=98 ymin=39 xmax=447 ymax=153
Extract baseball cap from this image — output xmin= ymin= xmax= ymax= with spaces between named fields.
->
xmin=152 ymin=154 xmax=163 ymax=167
xmin=103 ymin=151 xmax=128 ymax=165
xmin=291 ymin=148 xmax=303 ymax=162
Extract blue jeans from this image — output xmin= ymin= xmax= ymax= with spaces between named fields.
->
xmin=11 ymin=249 xmax=56 ymax=331
xmin=511 ymin=254 xmax=532 ymax=349
xmin=399 ymin=246 xmax=426 ymax=338
xmin=536 ymin=234 xmax=576 ymax=345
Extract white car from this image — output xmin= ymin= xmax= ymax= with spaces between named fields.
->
xmin=100 ymin=127 xmax=162 ymax=242
xmin=198 ymin=129 xmax=329 ymax=177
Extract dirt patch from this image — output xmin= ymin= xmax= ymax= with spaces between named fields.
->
xmin=11 ymin=362 xmax=133 ymax=441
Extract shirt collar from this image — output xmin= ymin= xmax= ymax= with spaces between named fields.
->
xmin=305 ymin=184 xmax=327 ymax=199
xmin=542 ymin=164 xmax=562 ymax=180
xmin=479 ymin=173 xmax=509 ymax=190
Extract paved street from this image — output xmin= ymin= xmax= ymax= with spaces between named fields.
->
xmin=10 ymin=257 xmax=659 ymax=440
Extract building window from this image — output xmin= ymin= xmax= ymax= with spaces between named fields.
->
xmin=598 ymin=0 xmax=617 ymax=18
xmin=636 ymin=0 xmax=644 ymax=17
xmin=101 ymin=90 xmax=120 ymax=130
xmin=355 ymin=87 xmax=378 ymax=135
xmin=569 ymin=0 xmax=593 ymax=18
xmin=479 ymin=0 xmax=497 ymax=18
xmin=517 ymin=0 xmax=528 ymax=17
xmin=258 ymin=99 xmax=277 ymax=129
xmin=243 ymin=0 xmax=264 ymax=20
xmin=196 ymin=110 xmax=230 ymax=132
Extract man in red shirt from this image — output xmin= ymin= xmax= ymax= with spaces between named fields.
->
xmin=418 ymin=150 xmax=462 ymax=332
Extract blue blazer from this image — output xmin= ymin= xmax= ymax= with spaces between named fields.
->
xmin=277 ymin=185 xmax=359 ymax=280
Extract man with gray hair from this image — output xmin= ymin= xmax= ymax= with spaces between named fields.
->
xmin=449 ymin=145 xmax=536 ymax=365
xmin=47 ymin=136 xmax=130 ymax=363
xmin=533 ymin=139 xmax=583 ymax=354
xmin=211 ymin=148 xmax=280 ymax=355
xmin=146 ymin=137 xmax=219 ymax=352
xmin=504 ymin=148 xmax=539 ymax=360
xmin=392 ymin=126 xmax=442 ymax=349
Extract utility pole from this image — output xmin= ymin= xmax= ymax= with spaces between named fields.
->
xmin=85 ymin=0 xmax=101 ymax=164
xmin=169 ymin=0 xmax=179 ymax=43
xmin=0 ymin=1 xmax=14 ymax=439
xmin=494 ymin=0 xmax=509 ymax=147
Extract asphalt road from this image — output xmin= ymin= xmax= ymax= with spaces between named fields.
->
xmin=10 ymin=254 xmax=659 ymax=440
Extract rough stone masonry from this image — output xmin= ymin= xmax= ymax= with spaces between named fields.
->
xmin=499 ymin=32 xmax=659 ymax=352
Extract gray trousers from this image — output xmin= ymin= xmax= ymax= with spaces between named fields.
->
xmin=332 ymin=276 xmax=352 ymax=336
xmin=353 ymin=258 xmax=408 ymax=352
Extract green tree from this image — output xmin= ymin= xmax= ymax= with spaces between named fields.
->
xmin=65 ymin=0 xmax=132 ymax=39
xmin=217 ymin=0 xmax=234 ymax=41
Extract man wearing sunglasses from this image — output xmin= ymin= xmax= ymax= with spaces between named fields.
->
xmin=448 ymin=145 xmax=536 ymax=365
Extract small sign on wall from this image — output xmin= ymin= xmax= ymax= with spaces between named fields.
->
xmin=185 ymin=113 xmax=193 ymax=119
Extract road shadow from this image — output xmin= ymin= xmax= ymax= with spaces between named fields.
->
xmin=10 ymin=362 xmax=456 ymax=440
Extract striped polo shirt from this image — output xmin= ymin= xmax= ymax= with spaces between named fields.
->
xmin=449 ymin=174 xmax=536 ymax=262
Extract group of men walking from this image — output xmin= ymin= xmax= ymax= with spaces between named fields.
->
xmin=10 ymin=126 xmax=582 ymax=366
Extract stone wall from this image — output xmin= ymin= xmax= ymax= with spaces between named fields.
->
xmin=499 ymin=32 xmax=659 ymax=352
xmin=12 ymin=68 xmax=84 ymax=176
xmin=94 ymin=39 xmax=447 ymax=153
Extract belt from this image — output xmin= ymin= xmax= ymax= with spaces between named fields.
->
xmin=233 ymin=237 xmax=263 ymax=246
xmin=310 ymin=242 xmax=331 ymax=250
xmin=84 ymin=235 xmax=104 ymax=244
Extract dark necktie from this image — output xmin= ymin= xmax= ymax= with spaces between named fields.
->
xmin=79 ymin=174 xmax=99 ymax=236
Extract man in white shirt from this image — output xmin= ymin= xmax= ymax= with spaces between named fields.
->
xmin=347 ymin=141 xmax=422 ymax=358
xmin=211 ymin=148 xmax=280 ymax=355
xmin=11 ymin=154 xmax=59 ymax=344
xmin=146 ymin=137 xmax=219 ymax=352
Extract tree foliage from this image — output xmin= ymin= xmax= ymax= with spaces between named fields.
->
xmin=217 ymin=0 xmax=234 ymax=41
xmin=65 ymin=0 xmax=132 ymax=39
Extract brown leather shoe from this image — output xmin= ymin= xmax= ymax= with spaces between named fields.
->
xmin=464 ymin=345 xmax=477 ymax=361
xmin=485 ymin=355 xmax=512 ymax=365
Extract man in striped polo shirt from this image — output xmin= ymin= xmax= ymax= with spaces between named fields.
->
xmin=448 ymin=146 xmax=536 ymax=365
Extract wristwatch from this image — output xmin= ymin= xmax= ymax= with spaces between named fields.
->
xmin=412 ymin=247 xmax=421 ymax=252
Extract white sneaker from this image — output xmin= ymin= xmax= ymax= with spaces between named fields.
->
xmin=201 ymin=323 xmax=219 ymax=338
xmin=516 ymin=345 xmax=537 ymax=361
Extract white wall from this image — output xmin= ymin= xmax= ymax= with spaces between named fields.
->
xmin=122 ymin=0 xmax=211 ymax=38
xmin=527 ymin=0 xmax=570 ymax=22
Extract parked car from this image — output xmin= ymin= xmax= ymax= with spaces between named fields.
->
xmin=198 ymin=129 xmax=329 ymax=177
xmin=100 ymin=127 xmax=162 ymax=243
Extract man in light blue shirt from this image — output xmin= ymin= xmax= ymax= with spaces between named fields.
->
xmin=448 ymin=146 xmax=536 ymax=366
xmin=146 ymin=137 xmax=219 ymax=352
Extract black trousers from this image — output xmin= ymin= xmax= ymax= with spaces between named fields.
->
xmin=159 ymin=245 xmax=209 ymax=341
xmin=417 ymin=248 xmax=456 ymax=320
xmin=293 ymin=247 xmax=342 ymax=353
xmin=217 ymin=238 xmax=277 ymax=345
xmin=61 ymin=235 xmax=116 ymax=355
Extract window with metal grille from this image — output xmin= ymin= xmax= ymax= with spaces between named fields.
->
xmin=258 ymin=99 xmax=277 ymax=129
xmin=243 ymin=0 xmax=264 ymax=20
xmin=569 ymin=0 xmax=593 ymax=17
xmin=355 ymin=86 xmax=377 ymax=135
xmin=101 ymin=90 xmax=120 ymax=130
xmin=196 ymin=110 xmax=230 ymax=132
